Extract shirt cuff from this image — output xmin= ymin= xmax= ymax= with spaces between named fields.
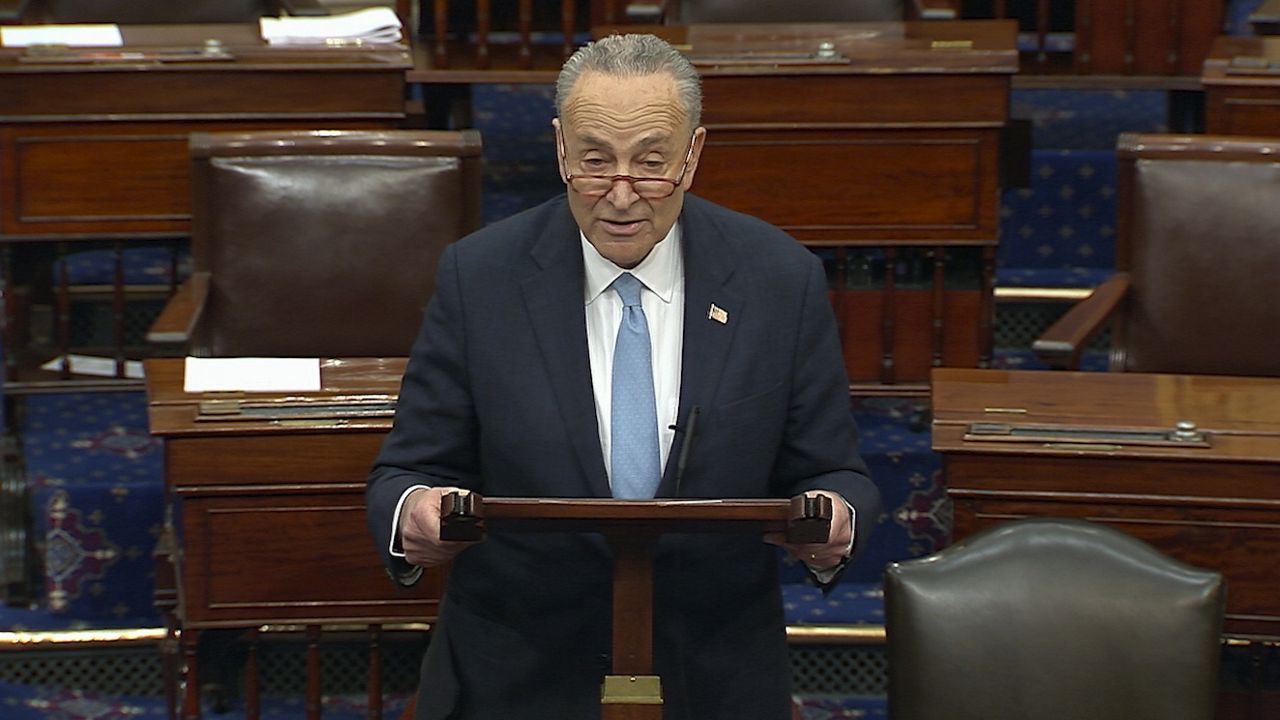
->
xmin=389 ymin=484 xmax=431 ymax=558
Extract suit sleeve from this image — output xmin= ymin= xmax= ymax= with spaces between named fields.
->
xmin=771 ymin=252 xmax=881 ymax=566
xmin=366 ymin=243 xmax=481 ymax=580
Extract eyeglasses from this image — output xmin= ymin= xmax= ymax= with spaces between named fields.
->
xmin=559 ymin=135 xmax=696 ymax=200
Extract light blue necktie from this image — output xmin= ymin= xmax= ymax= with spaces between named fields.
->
xmin=610 ymin=272 xmax=661 ymax=499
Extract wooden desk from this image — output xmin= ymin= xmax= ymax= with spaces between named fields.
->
xmin=145 ymin=356 xmax=440 ymax=718
xmin=931 ymin=367 xmax=1280 ymax=638
xmin=1203 ymin=34 xmax=1280 ymax=135
xmin=1251 ymin=0 xmax=1280 ymax=36
xmin=1 ymin=24 xmax=409 ymax=239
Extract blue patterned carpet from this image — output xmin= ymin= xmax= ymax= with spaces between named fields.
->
xmin=18 ymin=391 xmax=164 ymax=627
xmin=0 ymin=682 xmax=881 ymax=720
xmin=0 ymin=682 xmax=411 ymax=720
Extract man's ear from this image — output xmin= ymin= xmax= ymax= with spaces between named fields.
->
xmin=682 ymin=126 xmax=708 ymax=190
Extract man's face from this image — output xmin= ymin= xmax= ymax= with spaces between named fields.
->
xmin=555 ymin=71 xmax=706 ymax=269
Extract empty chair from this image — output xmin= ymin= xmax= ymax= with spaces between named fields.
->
xmin=885 ymin=517 xmax=1225 ymax=720
xmin=1033 ymin=132 xmax=1280 ymax=375
xmin=147 ymin=129 xmax=482 ymax=358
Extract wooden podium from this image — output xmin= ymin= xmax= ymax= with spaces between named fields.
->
xmin=439 ymin=493 xmax=832 ymax=718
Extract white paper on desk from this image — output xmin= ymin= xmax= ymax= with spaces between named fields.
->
xmin=259 ymin=7 xmax=402 ymax=46
xmin=0 ymin=24 xmax=123 ymax=48
xmin=41 ymin=353 xmax=144 ymax=379
xmin=183 ymin=357 xmax=321 ymax=393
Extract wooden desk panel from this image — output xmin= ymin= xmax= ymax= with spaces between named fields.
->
xmin=145 ymin=357 xmax=440 ymax=629
xmin=932 ymin=368 xmax=1280 ymax=637
xmin=696 ymin=129 xmax=996 ymax=244
xmin=186 ymin=492 xmax=441 ymax=627
xmin=1203 ymin=35 xmax=1280 ymax=135
xmin=664 ymin=21 xmax=1013 ymax=248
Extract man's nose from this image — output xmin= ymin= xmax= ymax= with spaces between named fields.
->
xmin=604 ymin=177 xmax=640 ymax=206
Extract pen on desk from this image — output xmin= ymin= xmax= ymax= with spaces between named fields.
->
xmin=672 ymin=406 xmax=700 ymax=497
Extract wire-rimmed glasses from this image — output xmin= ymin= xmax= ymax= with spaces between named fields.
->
xmin=559 ymin=135 xmax=696 ymax=200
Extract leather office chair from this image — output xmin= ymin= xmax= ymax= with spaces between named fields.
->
xmin=147 ymin=129 xmax=482 ymax=358
xmin=636 ymin=0 xmax=957 ymax=23
xmin=885 ymin=517 xmax=1225 ymax=720
xmin=1033 ymin=132 xmax=1280 ymax=375
xmin=1 ymin=0 xmax=325 ymax=24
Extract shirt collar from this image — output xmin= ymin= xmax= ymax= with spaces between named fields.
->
xmin=582 ymin=221 xmax=682 ymax=305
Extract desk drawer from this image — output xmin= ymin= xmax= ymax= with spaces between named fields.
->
xmin=167 ymin=432 xmax=386 ymax=491
xmin=178 ymin=491 xmax=441 ymax=626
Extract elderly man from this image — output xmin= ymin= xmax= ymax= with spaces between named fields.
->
xmin=366 ymin=33 xmax=880 ymax=720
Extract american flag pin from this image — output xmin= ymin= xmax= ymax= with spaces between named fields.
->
xmin=708 ymin=304 xmax=728 ymax=324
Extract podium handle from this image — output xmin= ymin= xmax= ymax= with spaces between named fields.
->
xmin=787 ymin=494 xmax=833 ymax=544
xmin=440 ymin=490 xmax=484 ymax=542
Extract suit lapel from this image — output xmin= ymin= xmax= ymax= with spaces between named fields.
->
xmin=659 ymin=197 xmax=743 ymax=495
xmin=520 ymin=207 xmax=612 ymax=498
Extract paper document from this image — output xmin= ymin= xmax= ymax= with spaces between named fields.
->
xmin=1 ymin=24 xmax=123 ymax=48
xmin=183 ymin=357 xmax=322 ymax=393
xmin=259 ymin=7 xmax=402 ymax=46
xmin=41 ymin=354 xmax=144 ymax=379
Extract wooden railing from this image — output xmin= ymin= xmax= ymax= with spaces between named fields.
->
xmin=971 ymin=0 xmax=1226 ymax=77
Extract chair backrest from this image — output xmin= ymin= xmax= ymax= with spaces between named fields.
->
xmin=27 ymin=0 xmax=277 ymax=23
xmin=885 ymin=517 xmax=1224 ymax=720
xmin=1115 ymin=132 xmax=1280 ymax=375
xmin=669 ymin=0 xmax=906 ymax=23
xmin=188 ymin=129 xmax=482 ymax=358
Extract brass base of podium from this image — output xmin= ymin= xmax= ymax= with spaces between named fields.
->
xmin=602 ymin=674 xmax=663 ymax=719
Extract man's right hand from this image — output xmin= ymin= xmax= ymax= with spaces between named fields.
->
xmin=399 ymin=486 xmax=478 ymax=568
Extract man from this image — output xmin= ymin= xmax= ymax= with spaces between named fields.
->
xmin=366 ymin=33 xmax=880 ymax=720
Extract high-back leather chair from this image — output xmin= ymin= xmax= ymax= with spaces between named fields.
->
xmin=3 ymin=0 xmax=325 ymax=24
xmin=147 ymin=129 xmax=482 ymax=358
xmin=885 ymin=517 xmax=1225 ymax=720
xmin=1033 ymin=133 xmax=1280 ymax=375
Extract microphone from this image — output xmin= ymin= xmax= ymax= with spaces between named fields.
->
xmin=671 ymin=406 xmax=700 ymax=497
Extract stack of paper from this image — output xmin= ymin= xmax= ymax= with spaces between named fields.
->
xmin=1 ymin=24 xmax=123 ymax=48
xmin=259 ymin=6 xmax=402 ymax=46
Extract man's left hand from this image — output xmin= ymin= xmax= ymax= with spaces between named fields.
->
xmin=765 ymin=490 xmax=853 ymax=570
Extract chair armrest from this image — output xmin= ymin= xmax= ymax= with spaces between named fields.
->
xmin=147 ymin=272 xmax=211 ymax=346
xmin=278 ymin=0 xmax=328 ymax=17
xmin=908 ymin=0 xmax=958 ymax=20
xmin=0 ymin=0 xmax=30 ymax=22
xmin=1031 ymin=272 xmax=1131 ymax=369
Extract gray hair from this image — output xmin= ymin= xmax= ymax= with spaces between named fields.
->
xmin=555 ymin=34 xmax=703 ymax=129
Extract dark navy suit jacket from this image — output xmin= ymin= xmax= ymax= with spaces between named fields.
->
xmin=366 ymin=193 xmax=880 ymax=720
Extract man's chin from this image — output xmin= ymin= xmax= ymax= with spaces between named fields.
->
xmin=589 ymin=234 xmax=655 ymax=269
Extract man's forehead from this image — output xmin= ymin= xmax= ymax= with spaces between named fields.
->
xmin=563 ymin=72 xmax=684 ymax=117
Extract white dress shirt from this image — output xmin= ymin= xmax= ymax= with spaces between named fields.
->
xmin=581 ymin=222 xmax=685 ymax=489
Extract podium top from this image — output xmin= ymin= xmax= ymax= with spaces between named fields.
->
xmin=440 ymin=494 xmax=833 ymax=544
